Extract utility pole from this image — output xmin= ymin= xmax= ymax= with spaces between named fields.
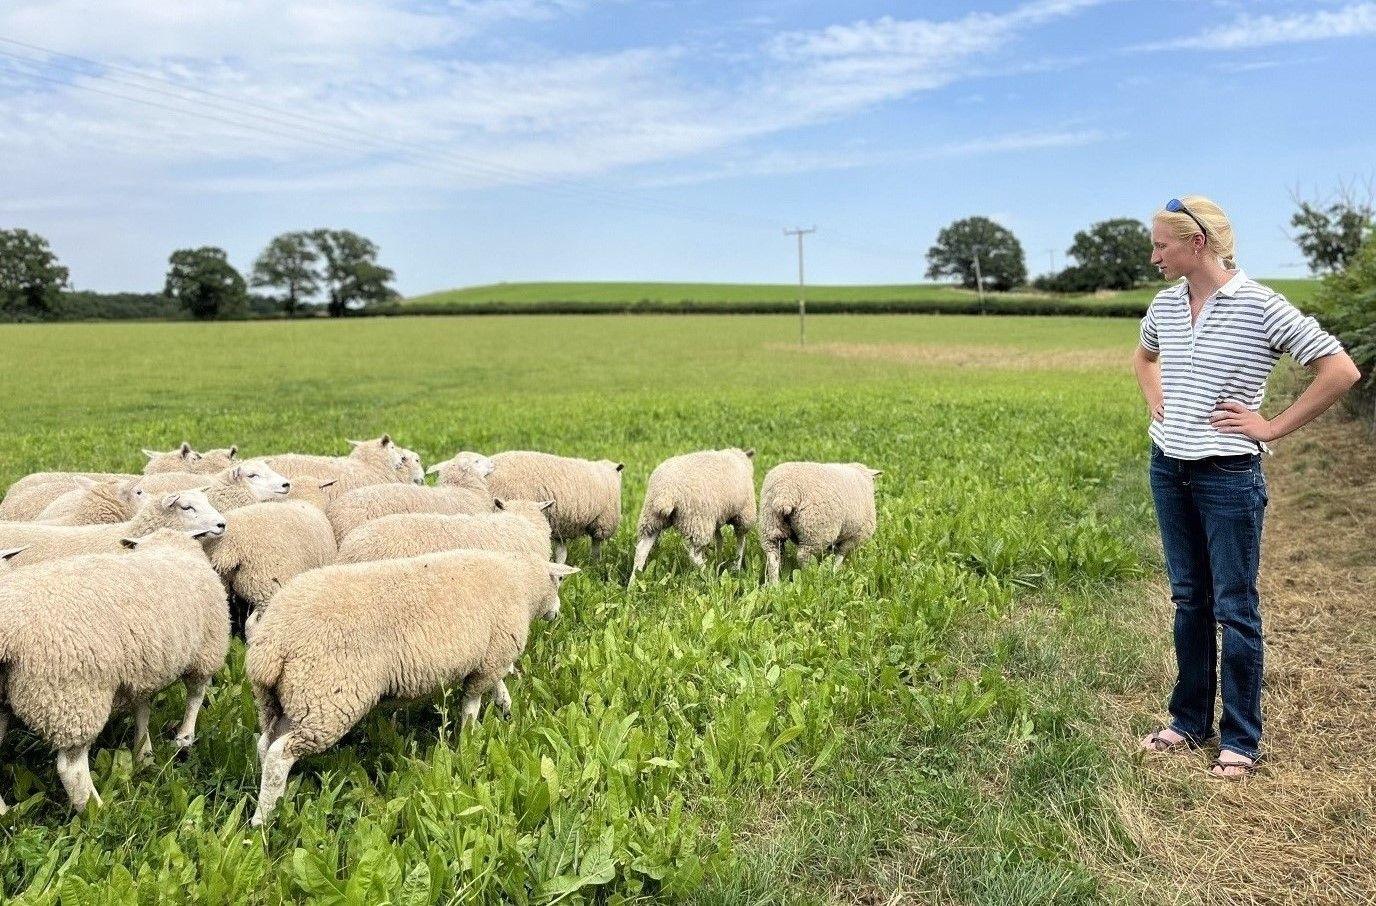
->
xmin=784 ymin=226 xmax=816 ymax=345
xmin=971 ymin=246 xmax=986 ymax=313
xmin=1045 ymin=248 xmax=1057 ymax=273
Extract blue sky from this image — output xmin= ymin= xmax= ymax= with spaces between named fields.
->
xmin=2 ymin=0 xmax=1374 ymax=295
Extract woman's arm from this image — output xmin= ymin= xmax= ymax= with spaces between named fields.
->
xmin=1133 ymin=345 xmax=1165 ymax=423
xmin=1210 ymin=352 xmax=1362 ymax=442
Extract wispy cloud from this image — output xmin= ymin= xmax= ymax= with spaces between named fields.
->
xmin=1133 ymin=2 xmax=1376 ymax=51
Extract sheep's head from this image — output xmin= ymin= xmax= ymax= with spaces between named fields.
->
xmin=73 ymin=475 xmax=146 ymax=511
xmin=142 ymin=441 xmax=201 ymax=475
xmin=197 ymin=446 xmax=240 ymax=473
xmin=228 ymin=459 xmax=292 ymax=500
xmin=153 ymin=489 xmax=227 ymax=539
xmin=426 ymin=452 xmax=494 ymax=485
xmin=539 ymin=562 xmax=580 ymax=621
xmin=395 ymin=446 xmax=425 ymax=485
xmin=493 ymin=498 xmax=554 ymax=531
xmin=347 ymin=434 xmax=405 ymax=474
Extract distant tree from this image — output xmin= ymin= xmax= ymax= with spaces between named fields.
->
xmin=926 ymin=217 xmax=1027 ymax=291
xmin=0 ymin=228 xmax=70 ymax=319
xmin=251 ymin=231 xmax=320 ymax=316
xmin=306 ymin=229 xmax=397 ymax=317
xmin=1289 ymin=182 xmax=1375 ymax=274
xmin=1065 ymin=218 xmax=1154 ymax=290
xmin=164 ymin=247 xmax=247 ymax=320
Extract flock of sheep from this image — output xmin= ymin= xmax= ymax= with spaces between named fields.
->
xmin=0 ymin=436 xmax=880 ymax=826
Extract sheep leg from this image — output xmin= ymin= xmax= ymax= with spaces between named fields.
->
xmin=0 ymin=707 xmax=8 ymax=748
xmin=57 ymin=745 xmax=102 ymax=813
xmin=250 ymin=734 xmax=297 ymax=827
xmin=628 ymin=532 xmax=658 ymax=586
xmin=796 ymin=544 xmax=824 ymax=570
xmin=553 ymin=542 xmax=568 ymax=565
xmin=833 ymin=552 xmax=846 ymax=571
xmin=461 ymin=671 xmax=503 ymax=725
xmin=491 ymin=679 xmax=513 ymax=721
xmin=132 ymin=697 xmax=153 ymax=763
xmin=763 ymin=540 xmax=783 ymax=584
xmin=733 ymin=533 xmax=748 ymax=572
xmin=174 ymin=676 xmax=211 ymax=748
xmin=687 ymin=545 xmax=708 ymax=568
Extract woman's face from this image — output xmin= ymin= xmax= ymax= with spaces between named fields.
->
xmin=1150 ymin=219 xmax=1201 ymax=281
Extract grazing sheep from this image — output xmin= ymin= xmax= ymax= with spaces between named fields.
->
xmin=336 ymin=499 xmax=554 ymax=565
xmin=326 ymin=481 xmax=493 ymax=543
xmin=205 ymin=500 xmax=337 ymax=637
xmin=629 ymin=448 xmax=756 ymax=585
xmin=276 ymin=477 xmax=341 ymax=511
xmin=0 ymin=529 xmax=229 ymax=814
xmin=758 ymin=462 xmax=881 ymax=584
xmin=486 ymin=451 xmax=623 ymax=564
xmin=0 ymin=443 xmax=236 ymax=521
xmin=0 ymin=492 xmax=226 ymax=569
xmin=34 ymin=477 xmax=146 ymax=527
xmin=136 ymin=460 xmax=291 ymax=512
xmin=246 ymin=551 xmax=577 ymax=825
xmin=268 ymin=435 xmax=418 ymax=494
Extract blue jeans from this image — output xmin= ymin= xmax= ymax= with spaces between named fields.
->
xmin=1148 ymin=443 xmax=1268 ymax=760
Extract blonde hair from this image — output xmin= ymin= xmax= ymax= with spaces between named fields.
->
xmin=1153 ymin=194 xmax=1236 ymax=268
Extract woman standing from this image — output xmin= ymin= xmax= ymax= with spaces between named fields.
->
xmin=1132 ymin=195 xmax=1360 ymax=778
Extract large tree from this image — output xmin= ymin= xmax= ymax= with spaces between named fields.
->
xmin=251 ymin=231 xmax=320 ymax=316
xmin=1290 ymin=188 xmax=1374 ymax=275
xmin=1065 ymin=218 xmax=1154 ymax=290
xmin=0 ymin=228 xmax=70 ymax=319
xmin=307 ymin=229 xmax=397 ymax=317
xmin=164 ymin=247 xmax=247 ymax=320
xmin=925 ymin=216 xmax=1027 ymax=291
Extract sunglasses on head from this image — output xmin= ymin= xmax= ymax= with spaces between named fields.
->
xmin=1165 ymin=198 xmax=1210 ymax=240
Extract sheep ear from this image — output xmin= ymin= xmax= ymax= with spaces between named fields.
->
xmin=346 ymin=439 xmax=363 ymax=447
xmin=744 ymin=448 xmax=756 ymax=458
xmin=119 ymin=537 xmax=141 ymax=550
xmin=72 ymin=475 xmax=98 ymax=489
xmin=227 ymin=445 xmax=239 ymax=459
xmin=493 ymin=498 xmax=506 ymax=510
xmin=547 ymin=563 xmax=580 ymax=580
xmin=142 ymin=448 xmax=159 ymax=459
xmin=229 ymin=465 xmax=244 ymax=481
xmin=380 ymin=434 xmax=393 ymax=447
xmin=425 ymin=460 xmax=445 ymax=475
xmin=161 ymin=493 xmax=182 ymax=509
xmin=537 ymin=500 xmax=555 ymax=512
xmin=868 ymin=469 xmax=883 ymax=478
xmin=614 ymin=462 xmax=625 ymax=472
xmin=179 ymin=442 xmax=194 ymax=458
xmin=0 ymin=547 xmax=27 ymax=561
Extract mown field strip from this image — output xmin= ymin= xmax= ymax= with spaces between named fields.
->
xmin=0 ymin=315 xmax=1159 ymax=903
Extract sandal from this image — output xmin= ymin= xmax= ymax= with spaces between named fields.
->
xmin=1208 ymin=755 xmax=1261 ymax=780
xmin=1141 ymin=729 xmax=1205 ymax=754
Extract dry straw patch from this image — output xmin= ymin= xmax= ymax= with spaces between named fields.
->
xmin=1099 ymin=408 xmax=1376 ymax=904
xmin=767 ymin=342 xmax=1125 ymax=371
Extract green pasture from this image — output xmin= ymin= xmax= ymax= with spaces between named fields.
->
xmin=401 ymin=278 xmax=1317 ymax=317
xmin=0 ymin=315 xmax=1165 ymax=903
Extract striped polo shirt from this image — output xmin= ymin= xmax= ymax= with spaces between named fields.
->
xmin=1139 ymin=269 xmax=1343 ymax=459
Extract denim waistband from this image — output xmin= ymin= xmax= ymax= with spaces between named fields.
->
xmin=1150 ymin=443 xmax=1260 ymax=466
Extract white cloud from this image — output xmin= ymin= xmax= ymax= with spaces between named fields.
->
xmin=1133 ymin=2 xmax=1376 ymax=51
xmin=0 ymin=0 xmax=1111 ymax=212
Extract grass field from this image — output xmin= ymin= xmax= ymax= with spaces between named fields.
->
xmin=401 ymin=278 xmax=1319 ymax=317
xmin=0 ymin=315 xmax=1168 ymax=903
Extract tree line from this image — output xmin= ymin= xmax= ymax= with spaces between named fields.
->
xmin=0 ymin=229 xmax=398 ymax=321
xmin=2 ymin=190 xmax=1373 ymax=321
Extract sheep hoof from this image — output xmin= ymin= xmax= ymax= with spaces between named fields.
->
xmin=250 ymin=812 xmax=266 ymax=828
xmin=0 ymin=800 xmax=9 ymax=816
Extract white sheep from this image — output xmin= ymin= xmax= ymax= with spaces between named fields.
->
xmin=0 ymin=492 xmax=226 ymax=569
xmin=326 ymin=481 xmax=494 ymax=544
xmin=268 ymin=435 xmax=421 ymax=494
xmin=758 ymin=462 xmax=881 ymax=584
xmin=629 ymin=448 xmax=756 ymax=585
xmin=34 ymin=477 xmax=146 ymax=526
xmin=335 ymin=499 xmax=554 ymax=565
xmin=486 ymin=451 xmax=623 ymax=563
xmin=137 ymin=460 xmax=291 ymax=512
xmin=246 ymin=550 xmax=578 ymax=825
xmin=0 ymin=443 xmax=237 ymax=521
xmin=0 ymin=529 xmax=229 ymax=813
xmin=204 ymin=500 xmax=337 ymax=637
